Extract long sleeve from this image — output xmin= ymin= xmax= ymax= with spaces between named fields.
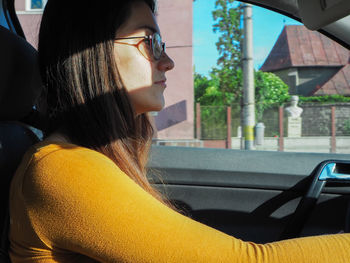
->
xmin=9 ymin=143 xmax=350 ymax=263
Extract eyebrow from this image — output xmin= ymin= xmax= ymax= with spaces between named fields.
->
xmin=134 ymin=25 xmax=159 ymax=34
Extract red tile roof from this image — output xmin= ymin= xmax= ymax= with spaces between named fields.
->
xmin=260 ymin=25 xmax=350 ymax=96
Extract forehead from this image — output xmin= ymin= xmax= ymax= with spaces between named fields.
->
xmin=117 ymin=1 xmax=160 ymax=37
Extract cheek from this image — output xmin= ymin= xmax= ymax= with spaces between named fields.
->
xmin=126 ymin=67 xmax=153 ymax=91
xmin=113 ymin=46 xmax=163 ymax=114
xmin=114 ymin=47 xmax=154 ymax=92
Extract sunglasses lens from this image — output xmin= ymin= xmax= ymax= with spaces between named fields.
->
xmin=152 ymin=33 xmax=163 ymax=60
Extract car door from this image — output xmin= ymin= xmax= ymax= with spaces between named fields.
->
xmin=149 ymin=146 xmax=350 ymax=243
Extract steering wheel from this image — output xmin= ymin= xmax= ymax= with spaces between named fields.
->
xmin=279 ymin=160 xmax=350 ymax=240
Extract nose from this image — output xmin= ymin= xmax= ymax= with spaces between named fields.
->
xmin=157 ymin=52 xmax=175 ymax=72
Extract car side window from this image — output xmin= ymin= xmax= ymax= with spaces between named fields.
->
xmin=193 ymin=0 xmax=350 ymax=154
xmin=0 ymin=0 xmax=12 ymax=29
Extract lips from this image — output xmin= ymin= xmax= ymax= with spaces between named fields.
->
xmin=154 ymin=79 xmax=167 ymax=88
xmin=154 ymin=79 xmax=166 ymax=84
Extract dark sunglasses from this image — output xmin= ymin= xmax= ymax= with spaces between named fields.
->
xmin=114 ymin=32 xmax=166 ymax=61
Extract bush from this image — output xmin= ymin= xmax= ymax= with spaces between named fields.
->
xmin=299 ymin=95 xmax=350 ymax=104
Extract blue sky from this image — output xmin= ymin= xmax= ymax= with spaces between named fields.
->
xmin=193 ymin=0 xmax=302 ymax=76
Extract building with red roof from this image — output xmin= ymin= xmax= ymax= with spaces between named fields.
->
xmin=261 ymin=25 xmax=350 ymax=96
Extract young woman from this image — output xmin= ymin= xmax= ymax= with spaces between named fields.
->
xmin=9 ymin=0 xmax=350 ymax=262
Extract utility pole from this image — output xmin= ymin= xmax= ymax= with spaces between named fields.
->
xmin=242 ymin=4 xmax=255 ymax=150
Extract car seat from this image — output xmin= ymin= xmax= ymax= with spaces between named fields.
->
xmin=0 ymin=25 xmax=43 ymax=262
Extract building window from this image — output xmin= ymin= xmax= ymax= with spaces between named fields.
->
xmin=26 ymin=0 xmax=47 ymax=11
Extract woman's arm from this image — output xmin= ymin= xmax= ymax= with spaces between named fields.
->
xmin=22 ymin=145 xmax=350 ymax=263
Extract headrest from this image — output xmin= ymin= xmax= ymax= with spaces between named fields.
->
xmin=0 ymin=25 xmax=43 ymax=121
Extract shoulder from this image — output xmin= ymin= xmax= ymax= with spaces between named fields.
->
xmin=21 ymin=143 xmax=128 ymax=201
xmin=12 ymin=143 xmax=152 ymax=255
xmin=34 ymin=142 xmax=112 ymax=165
xmin=30 ymin=142 xmax=118 ymax=174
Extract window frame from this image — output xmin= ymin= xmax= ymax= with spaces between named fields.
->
xmin=25 ymin=0 xmax=47 ymax=12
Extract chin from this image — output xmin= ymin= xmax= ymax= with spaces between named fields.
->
xmin=149 ymin=97 xmax=165 ymax=112
xmin=136 ymin=103 xmax=164 ymax=115
xmin=149 ymin=103 xmax=164 ymax=113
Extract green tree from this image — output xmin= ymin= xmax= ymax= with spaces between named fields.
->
xmin=195 ymin=70 xmax=289 ymax=114
xmin=194 ymin=0 xmax=243 ymax=107
xmin=255 ymin=71 xmax=289 ymax=121
xmin=194 ymin=72 xmax=217 ymax=104
xmin=194 ymin=1 xmax=291 ymax=138
xmin=212 ymin=0 xmax=243 ymax=105
xmin=195 ymin=71 xmax=240 ymax=106
xmin=194 ymin=72 xmax=227 ymax=139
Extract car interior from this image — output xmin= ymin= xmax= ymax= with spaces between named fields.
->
xmin=0 ymin=14 xmax=42 ymax=261
xmin=0 ymin=0 xmax=350 ymax=261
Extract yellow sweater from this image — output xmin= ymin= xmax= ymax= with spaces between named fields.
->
xmin=9 ymin=142 xmax=350 ymax=263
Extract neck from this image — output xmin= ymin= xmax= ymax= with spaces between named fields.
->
xmin=44 ymin=132 xmax=70 ymax=144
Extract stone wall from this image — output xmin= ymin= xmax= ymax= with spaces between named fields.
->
xmin=261 ymin=103 xmax=350 ymax=137
xmin=300 ymin=103 xmax=350 ymax=136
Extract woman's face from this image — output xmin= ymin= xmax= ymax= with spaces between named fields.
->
xmin=114 ymin=1 xmax=175 ymax=115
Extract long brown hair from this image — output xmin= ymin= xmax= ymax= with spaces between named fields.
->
xmin=38 ymin=0 xmax=172 ymax=207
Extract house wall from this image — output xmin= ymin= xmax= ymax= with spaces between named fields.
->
xmin=271 ymin=68 xmax=296 ymax=93
xmin=273 ymin=67 xmax=340 ymax=96
xmin=154 ymin=0 xmax=194 ymax=139
xmin=297 ymin=67 xmax=340 ymax=96
xmin=15 ymin=0 xmax=194 ymax=140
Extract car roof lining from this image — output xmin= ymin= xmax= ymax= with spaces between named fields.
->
xmin=240 ymin=0 xmax=300 ymax=18
xmin=238 ymin=0 xmax=350 ymax=49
